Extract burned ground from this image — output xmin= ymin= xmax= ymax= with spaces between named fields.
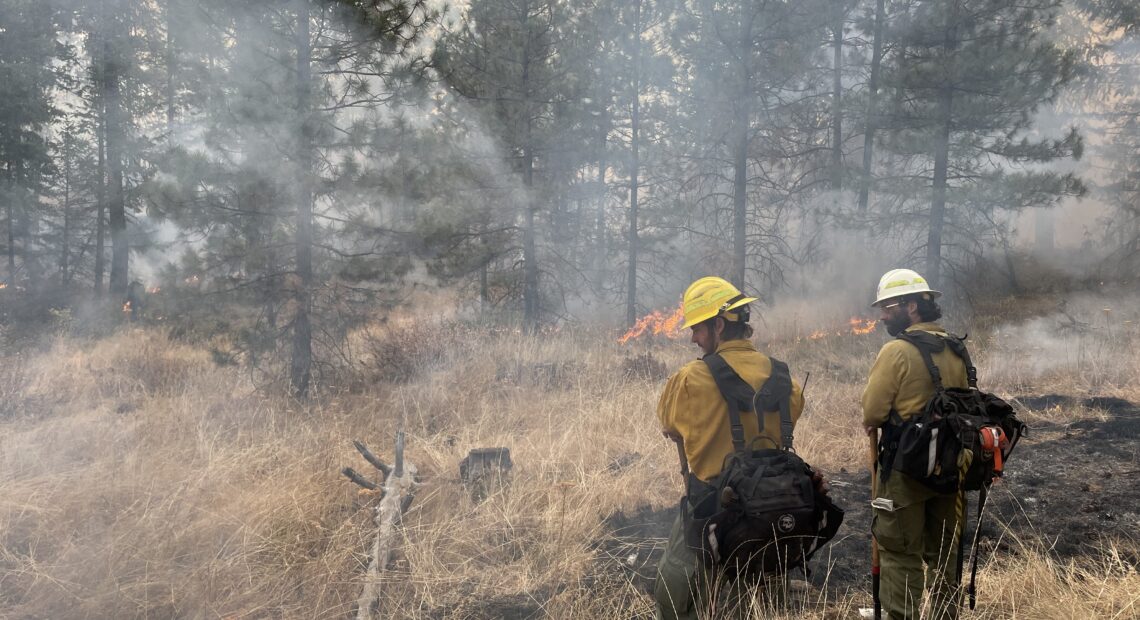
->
xmin=596 ymin=394 xmax=1140 ymax=607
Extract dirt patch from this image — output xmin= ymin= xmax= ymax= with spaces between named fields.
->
xmin=984 ymin=394 xmax=1140 ymax=558
xmin=595 ymin=394 xmax=1140 ymax=600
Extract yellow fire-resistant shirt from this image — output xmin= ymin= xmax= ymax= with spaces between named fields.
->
xmin=657 ymin=339 xmax=805 ymax=482
xmin=862 ymin=322 xmax=969 ymax=428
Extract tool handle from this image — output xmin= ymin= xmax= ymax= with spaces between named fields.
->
xmin=869 ymin=430 xmax=882 ymax=619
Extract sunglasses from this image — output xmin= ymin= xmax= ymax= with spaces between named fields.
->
xmin=878 ymin=301 xmax=905 ymax=310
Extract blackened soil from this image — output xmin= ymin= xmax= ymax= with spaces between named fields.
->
xmin=596 ymin=394 xmax=1140 ymax=601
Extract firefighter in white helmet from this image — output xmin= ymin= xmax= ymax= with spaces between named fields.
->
xmin=863 ymin=269 xmax=969 ymax=619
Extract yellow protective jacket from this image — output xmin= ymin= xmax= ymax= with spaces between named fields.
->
xmin=862 ymin=322 xmax=969 ymax=428
xmin=657 ymin=339 xmax=805 ymax=482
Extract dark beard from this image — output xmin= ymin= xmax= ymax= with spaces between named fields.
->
xmin=882 ymin=314 xmax=910 ymax=337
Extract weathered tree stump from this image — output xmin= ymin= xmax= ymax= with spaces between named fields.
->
xmin=459 ymin=447 xmax=512 ymax=502
xmin=342 ymin=431 xmax=417 ymax=620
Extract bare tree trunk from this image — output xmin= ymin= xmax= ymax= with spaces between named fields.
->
xmin=165 ymin=0 xmax=176 ymax=137
xmin=831 ymin=0 xmax=844 ymax=192
xmin=731 ymin=94 xmax=750 ymax=289
xmin=594 ymin=109 xmax=608 ymax=291
xmin=1034 ymin=208 xmax=1055 ymax=254
xmin=104 ymin=0 xmax=129 ymax=297
xmin=520 ymin=3 xmax=539 ymax=333
xmin=479 ymin=256 xmax=489 ymax=313
xmin=290 ymin=0 xmax=314 ymax=398
xmin=521 ymin=143 xmax=538 ymax=331
xmin=5 ymin=166 xmax=13 ymax=278
xmin=926 ymin=2 xmax=958 ymax=288
xmin=62 ymin=145 xmax=71 ymax=284
xmin=95 ymin=103 xmax=106 ymax=297
xmin=926 ymin=94 xmax=952 ymax=288
xmin=856 ymin=0 xmax=886 ymax=212
xmin=625 ymin=0 xmax=642 ymax=327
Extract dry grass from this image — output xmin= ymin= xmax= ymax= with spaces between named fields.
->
xmin=2 ymin=297 xmax=1139 ymax=619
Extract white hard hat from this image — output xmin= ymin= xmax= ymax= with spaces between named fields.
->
xmin=873 ymin=269 xmax=941 ymax=307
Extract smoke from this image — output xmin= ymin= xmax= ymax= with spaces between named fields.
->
xmin=981 ymin=292 xmax=1140 ymax=389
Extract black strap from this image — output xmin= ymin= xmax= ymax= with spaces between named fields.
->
xmin=966 ymin=484 xmax=989 ymax=609
xmin=703 ymin=353 xmax=753 ymax=452
xmin=718 ymin=293 xmax=747 ymax=314
xmin=896 ymin=330 xmax=978 ymax=391
xmin=955 ymin=490 xmax=969 ymax=604
xmin=895 ymin=331 xmax=946 ymax=392
xmin=756 ymin=358 xmax=795 ymax=451
xmin=703 ymin=353 xmax=795 ymax=452
xmin=945 ymin=335 xmax=979 ymax=388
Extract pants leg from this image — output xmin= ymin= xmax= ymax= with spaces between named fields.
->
xmin=656 ymin=511 xmax=700 ymax=620
xmin=873 ymin=474 xmax=929 ymax=620
xmin=923 ymin=490 xmax=965 ymax=620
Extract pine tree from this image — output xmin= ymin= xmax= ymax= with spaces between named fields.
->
xmin=876 ymin=0 xmax=1084 ymax=287
xmin=434 ymin=0 xmax=590 ymax=331
xmin=0 ymin=1 xmax=62 ymax=286
xmin=670 ymin=0 xmax=830 ymax=292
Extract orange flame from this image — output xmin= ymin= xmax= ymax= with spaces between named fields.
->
xmin=849 ymin=317 xmax=877 ymax=335
xmin=0 ymin=283 xmax=6 ymax=289
xmin=808 ymin=316 xmax=878 ymax=340
xmin=122 ymin=301 xmax=132 ymax=313
xmin=618 ymin=304 xmax=686 ymax=345
xmin=147 ymin=286 xmax=161 ymax=294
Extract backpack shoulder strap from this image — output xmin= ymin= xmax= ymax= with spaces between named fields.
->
xmin=755 ymin=357 xmax=794 ymax=450
xmin=944 ymin=334 xmax=979 ymax=388
xmin=702 ymin=353 xmax=753 ymax=453
xmin=895 ymin=330 xmax=946 ymax=392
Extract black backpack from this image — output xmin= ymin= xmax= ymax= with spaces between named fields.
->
xmin=880 ymin=331 xmax=1027 ymax=494
xmin=681 ymin=354 xmax=843 ymax=577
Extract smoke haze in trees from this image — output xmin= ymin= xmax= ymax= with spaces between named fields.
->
xmin=0 ymin=0 xmax=1137 ymax=344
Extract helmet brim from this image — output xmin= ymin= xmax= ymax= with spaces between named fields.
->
xmin=871 ymin=289 xmax=942 ymax=308
xmin=682 ymin=296 xmax=758 ymax=328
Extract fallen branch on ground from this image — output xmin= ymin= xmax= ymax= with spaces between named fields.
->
xmin=342 ymin=431 xmax=418 ymax=620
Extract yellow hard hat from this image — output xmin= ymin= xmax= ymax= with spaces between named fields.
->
xmin=873 ymin=268 xmax=941 ymax=307
xmin=681 ymin=276 xmax=757 ymax=329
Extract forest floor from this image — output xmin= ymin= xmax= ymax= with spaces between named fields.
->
xmin=597 ymin=393 xmax=1140 ymax=612
xmin=2 ymin=291 xmax=1139 ymax=618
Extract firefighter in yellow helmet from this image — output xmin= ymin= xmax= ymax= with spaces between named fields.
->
xmin=863 ymin=269 xmax=969 ymax=619
xmin=654 ymin=277 xmax=808 ymax=619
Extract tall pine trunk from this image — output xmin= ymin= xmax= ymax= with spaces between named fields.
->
xmin=290 ymin=0 xmax=314 ymax=397
xmin=625 ymin=0 xmax=642 ymax=327
xmin=731 ymin=89 xmax=750 ymax=289
xmin=61 ymin=144 xmax=71 ymax=284
xmin=926 ymin=2 xmax=959 ymax=288
xmin=5 ymin=166 xmax=13 ymax=278
xmin=593 ymin=108 xmax=608 ymax=292
xmin=520 ymin=3 xmax=539 ymax=332
xmin=95 ymin=97 xmax=106 ymax=296
xmin=104 ymin=1 xmax=128 ymax=297
xmin=522 ymin=142 xmax=538 ymax=331
xmin=165 ymin=0 xmax=176 ymax=136
xmin=856 ymin=0 xmax=885 ymax=212
xmin=831 ymin=2 xmax=844 ymax=192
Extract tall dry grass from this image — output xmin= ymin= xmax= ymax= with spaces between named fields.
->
xmin=1 ymin=299 xmax=1138 ymax=618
